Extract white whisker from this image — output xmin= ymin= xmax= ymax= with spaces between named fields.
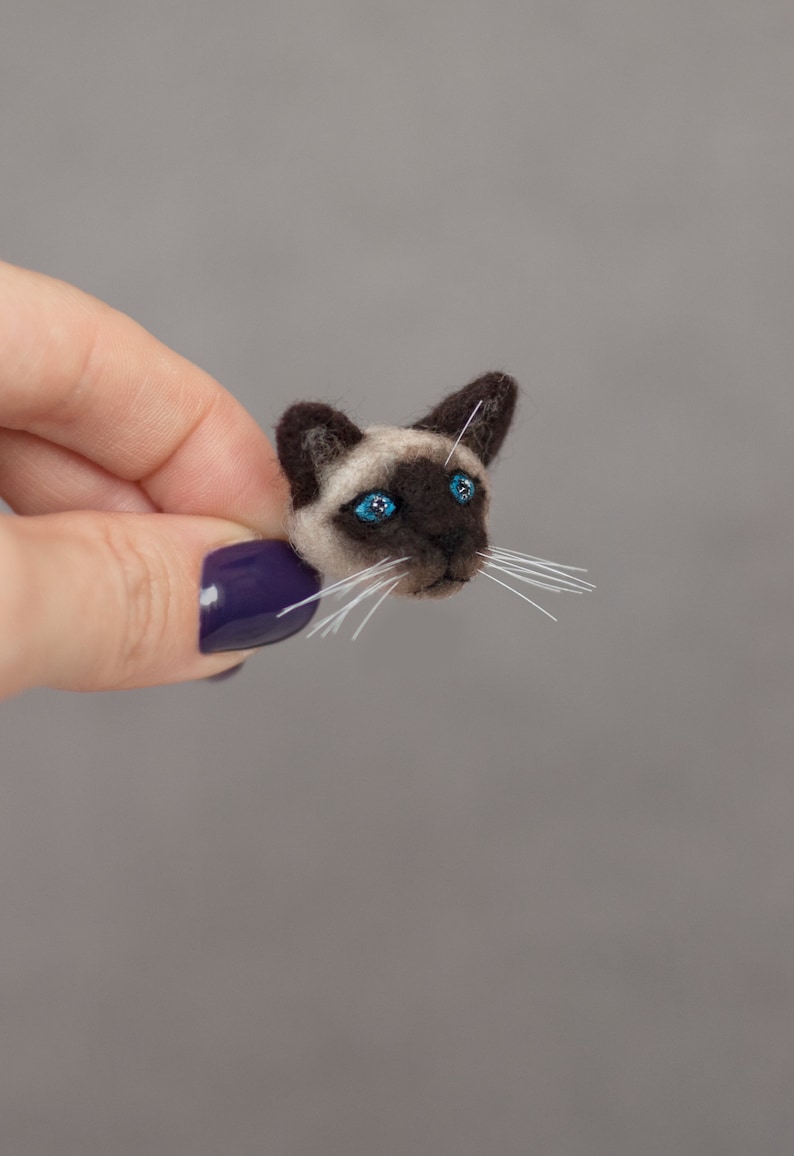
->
xmin=479 ymin=552 xmax=593 ymax=592
xmin=488 ymin=546 xmax=592 ymax=576
xmin=277 ymin=556 xmax=409 ymax=618
xmin=277 ymin=560 xmax=387 ymax=617
xmin=309 ymin=581 xmax=383 ymax=639
xmin=323 ymin=573 xmax=407 ymax=638
xmin=487 ymin=553 xmax=595 ymax=590
xmin=479 ymin=557 xmax=581 ymax=594
xmin=325 ymin=573 xmax=399 ymax=637
xmin=307 ymin=588 xmax=372 ymax=638
xmin=307 ymin=600 xmax=356 ymax=639
xmin=444 ymin=399 xmax=483 ymax=467
xmin=532 ymin=557 xmax=590 ymax=574
xmin=307 ymin=570 xmax=407 ymax=639
xmin=351 ymin=576 xmax=405 ymax=641
xmin=478 ymin=569 xmax=558 ymax=621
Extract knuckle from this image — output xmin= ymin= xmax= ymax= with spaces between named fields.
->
xmin=97 ymin=518 xmax=173 ymax=686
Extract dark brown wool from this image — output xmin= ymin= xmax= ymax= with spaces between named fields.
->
xmin=275 ymin=372 xmax=518 ymax=599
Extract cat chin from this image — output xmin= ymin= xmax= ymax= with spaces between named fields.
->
xmin=401 ymin=576 xmax=470 ymax=600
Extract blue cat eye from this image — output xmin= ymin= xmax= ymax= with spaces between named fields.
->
xmin=353 ymin=490 xmax=398 ymax=524
xmin=449 ymin=472 xmax=476 ymax=505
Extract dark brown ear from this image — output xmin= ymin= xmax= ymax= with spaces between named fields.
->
xmin=411 ymin=372 xmax=518 ymax=466
xmin=276 ymin=402 xmax=364 ymax=508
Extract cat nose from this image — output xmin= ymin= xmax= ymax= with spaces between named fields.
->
xmin=432 ymin=528 xmax=466 ymax=559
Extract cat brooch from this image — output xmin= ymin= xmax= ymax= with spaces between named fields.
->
xmin=274 ymin=372 xmax=592 ymax=638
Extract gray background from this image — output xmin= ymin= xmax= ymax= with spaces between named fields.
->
xmin=2 ymin=2 xmax=793 ymax=1153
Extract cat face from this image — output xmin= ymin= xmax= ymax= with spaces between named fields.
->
xmin=275 ymin=373 xmax=517 ymax=599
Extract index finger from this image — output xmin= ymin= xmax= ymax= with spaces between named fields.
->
xmin=0 ymin=262 xmax=289 ymax=535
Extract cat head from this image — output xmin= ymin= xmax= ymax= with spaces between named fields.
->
xmin=275 ymin=372 xmax=518 ymax=599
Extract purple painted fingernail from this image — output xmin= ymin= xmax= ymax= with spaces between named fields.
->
xmin=199 ymin=540 xmax=321 ymax=653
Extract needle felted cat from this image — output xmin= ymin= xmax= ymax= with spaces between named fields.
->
xmin=275 ymin=372 xmax=592 ymax=637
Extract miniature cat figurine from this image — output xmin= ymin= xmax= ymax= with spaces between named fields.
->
xmin=275 ymin=372 xmax=592 ymax=637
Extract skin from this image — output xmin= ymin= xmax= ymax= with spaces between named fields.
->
xmin=0 ymin=261 xmax=290 ymax=698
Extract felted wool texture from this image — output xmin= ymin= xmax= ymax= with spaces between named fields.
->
xmin=276 ymin=402 xmax=365 ymax=509
xmin=287 ymin=426 xmax=489 ymax=596
xmin=275 ymin=374 xmax=518 ymax=598
xmin=331 ymin=455 xmax=490 ymax=596
xmin=412 ymin=371 xmax=518 ymax=466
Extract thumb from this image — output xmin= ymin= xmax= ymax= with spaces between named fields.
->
xmin=0 ymin=511 xmax=320 ymax=697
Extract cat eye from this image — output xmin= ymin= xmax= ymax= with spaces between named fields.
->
xmin=353 ymin=490 xmax=398 ymax=524
xmin=449 ymin=472 xmax=476 ymax=505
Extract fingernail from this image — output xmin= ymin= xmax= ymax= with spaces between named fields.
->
xmin=199 ymin=540 xmax=321 ymax=653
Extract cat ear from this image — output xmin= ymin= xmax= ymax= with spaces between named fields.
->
xmin=276 ymin=402 xmax=364 ymax=508
xmin=411 ymin=372 xmax=518 ymax=466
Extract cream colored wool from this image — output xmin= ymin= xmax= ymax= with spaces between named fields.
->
xmin=288 ymin=426 xmax=489 ymax=582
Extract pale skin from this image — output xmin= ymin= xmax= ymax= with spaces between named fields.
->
xmin=0 ymin=262 xmax=290 ymax=699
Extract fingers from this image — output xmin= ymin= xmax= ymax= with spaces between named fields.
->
xmin=0 ymin=262 xmax=289 ymax=534
xmin=0 ymin=264 xmax=312 ymax=699
xmin=0 ymin=511 xmax=319 ymax=698
xmin=0 ymin=429 xmax=158 ymax=514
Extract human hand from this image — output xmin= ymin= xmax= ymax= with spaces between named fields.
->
xmin=0 ymin=262 xmax=319 ymax=699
